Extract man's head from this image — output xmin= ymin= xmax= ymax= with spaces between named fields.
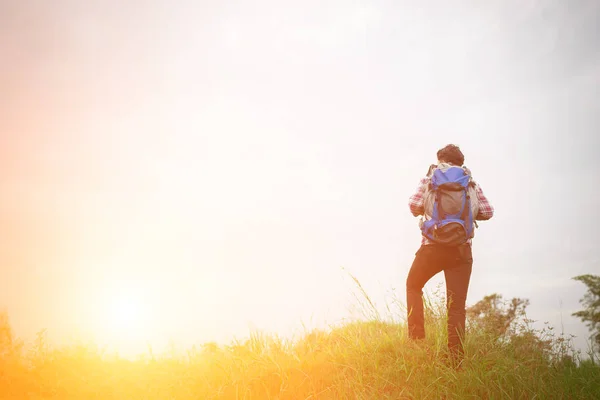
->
xmin=437 ymin=144 xmax=465 ymax=166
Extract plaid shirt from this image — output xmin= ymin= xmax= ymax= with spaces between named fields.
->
xmin=408 ymin=176 xmax=494 ymax=245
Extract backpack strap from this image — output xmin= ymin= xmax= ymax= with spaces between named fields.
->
xmin=436 ymin=189 xmax=444 ymax=222
xmin=461 ymin=186 xmax=470 ymax=222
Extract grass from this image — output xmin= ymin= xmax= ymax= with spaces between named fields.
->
xmin=0 ymin=278 xmax=599 ymax=399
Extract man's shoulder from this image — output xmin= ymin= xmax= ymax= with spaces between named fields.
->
xmin=416 ymin=177 xmax=431 ymax=193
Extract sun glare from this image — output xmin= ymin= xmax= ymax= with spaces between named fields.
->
xmin=103 ymin=292 xmax=150 ymax=337
xmin=87 ymin=283 xmax=157 ymax=356
xmin=109 ymin=296 xmax=142 ymax=332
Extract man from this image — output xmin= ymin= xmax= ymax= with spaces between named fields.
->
xmin=406 ymin=144 xmax=494 ymax=366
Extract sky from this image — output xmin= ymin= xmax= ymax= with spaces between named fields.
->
xmin=1 ymin=0 xmax=599 ymax=357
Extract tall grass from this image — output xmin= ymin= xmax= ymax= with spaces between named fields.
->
xmin=0 ymin=277 xmax=598 ymax=399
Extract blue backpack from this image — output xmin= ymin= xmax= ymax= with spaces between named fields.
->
xmin=421 ymin=166 xmax=475 ymax=246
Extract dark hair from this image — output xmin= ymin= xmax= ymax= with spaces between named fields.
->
xmin=437 ymin=144 xmax=464 ymax=166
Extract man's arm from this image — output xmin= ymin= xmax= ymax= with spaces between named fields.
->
xmin=408 ymin=177 xmax=428 ymax=217
xmin=474 ymin=183 xmax=494 ymax=220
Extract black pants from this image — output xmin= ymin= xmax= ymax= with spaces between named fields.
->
xmin=406 ymin=244 xmax=473 ymax=358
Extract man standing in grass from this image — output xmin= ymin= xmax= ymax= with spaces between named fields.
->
xmin=406 ymin=144 xmax=494 ymax=367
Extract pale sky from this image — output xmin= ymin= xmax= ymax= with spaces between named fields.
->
xmin=1 ymin=1 xmax=599 ymax=356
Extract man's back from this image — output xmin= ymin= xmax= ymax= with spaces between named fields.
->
xmin=408 ymin=164 xmax=494 ymax=245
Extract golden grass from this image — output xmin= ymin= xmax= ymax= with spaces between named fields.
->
xmin=0 ymin=281 xmax=598 ymax=399
xmin=0 ymin=313 xmax=598 ymax=399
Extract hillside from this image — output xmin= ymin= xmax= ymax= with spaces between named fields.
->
xmin=1 ymin=297 xmax=598 ymax=399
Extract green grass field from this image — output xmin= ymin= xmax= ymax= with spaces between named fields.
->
xmin=1 ymin=284 xmax=598 ymax=399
